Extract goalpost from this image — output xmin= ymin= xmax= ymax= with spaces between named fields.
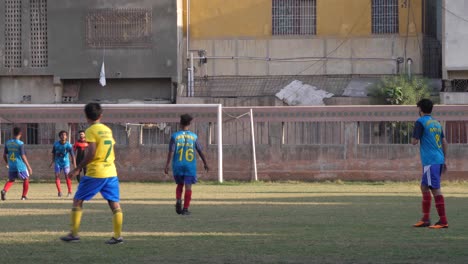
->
xmin=0 ymin=103 xmax=224 ymax=183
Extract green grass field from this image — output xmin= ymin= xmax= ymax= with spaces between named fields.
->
xmin=1 ymin=181 xmax=468 ymax=263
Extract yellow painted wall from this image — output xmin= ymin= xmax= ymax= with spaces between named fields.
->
xmin=185 ymin=0 xmax=422 ymax=39
xmin=184 ymin=0 xmax=272 ymax=38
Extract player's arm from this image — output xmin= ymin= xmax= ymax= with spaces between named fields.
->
xmin=411 ymin=121 xmax=423 ymax=145
xmin=20 ymin=145 xmax=32 ymax=175
xmin=442 ymin=131 xmax=448 ymax=173
xmin=164 ymin=137 xmax=176 ymax=175
xmin=68 ymin=145 xmax=76 ymax=168
xmin=3 ymin=146 xmax=8 ymax=164
xmin=49 ymin=145 xmax=55 ymax=168
xmin=68 ymin=142 xmax=95 ymax=178
xmin=195 ymin=140 xmax=209 ymax=172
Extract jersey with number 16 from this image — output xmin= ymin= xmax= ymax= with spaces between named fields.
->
xmin=85 ymin=123 xmax=117 ymax=178
xmin=170 ymin=130 xmax=202 ymax=177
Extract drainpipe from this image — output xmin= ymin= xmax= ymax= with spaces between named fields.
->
xmin=407 ymin=58 xmax=413 ymax=79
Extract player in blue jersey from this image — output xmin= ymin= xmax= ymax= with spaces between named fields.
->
xmin=165 ymin=114 xmax=209 ymax=215
xmin=50 ymin=130 xmax=76 ymax=197
xmin=1 ymin=127 xmax=33 ymax=201
xmin=412 ymin=99 xmax=448 ymax=229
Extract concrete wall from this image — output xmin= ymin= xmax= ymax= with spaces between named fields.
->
xmin=21 ymin=122 xmax=468 ymax=182
xmin=0 ymin=76 xmax=59 ymax=103
xmin=443 ymin=0 xmax=468 ymax=79
xmin=190 ymin=36 xmax=423 ymax=76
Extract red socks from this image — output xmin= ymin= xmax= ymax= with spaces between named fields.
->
xmin=3 ymin=180 xmax=15 ymax=192
xmin=176 ymin=184 xmax=184 ymax=200
xmin=184 ymin=190 xmax=192 ymax=209
xmin=422 ymin=191 xmax=431 ymax=221
xmin=66 ymin=178 xmax=72 ymax=193
xmin=435 ymin=195 xmax=448 ymax=224
xmin=55 ymin=178 xmax=62 ymax=193
xmin=22 ymin=179 xmax=29 ymax=197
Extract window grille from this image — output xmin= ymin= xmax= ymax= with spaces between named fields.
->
xmin=272 ymin=0 xmax=316 ymax=35
xmin=358 ymin=121 xmax=414 ymax=144
xmin=372 ymin=0 xmax=399 ymax=34
xmin=86 ymin=8 xmax=152 ymax=48
xmin=30 ymin=0 xmax=48 ymax=67
xmin=4 ymin=0 xmax=22 ymax=68
xmin=282 ymin=122 xmax=343 ymax=145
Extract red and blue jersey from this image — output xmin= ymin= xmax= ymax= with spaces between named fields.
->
xmin=169 ymin=130 xmax=202 ymax=177
xmin=4 ymin=139 xmax=27 ymax=172
xmin=52 ymin=141 xmax=74 ymax=168
xmin=412 ymin=115 xmax=445 ymax=166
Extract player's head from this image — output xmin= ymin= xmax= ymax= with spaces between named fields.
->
xmin=417 ymin=99 xmax=433 ymax=115
xmin=13 ymin=127 xmax=22 ymax=137
xmin=84 ymin=103 xmax=103 ymax=122
xmin=180 ymin=114 xmax=193 ymax=127
xmin=59 ymin=130 xmax=68 ymax=141
xmin=78 ymin=130 xmax=85 ymax=139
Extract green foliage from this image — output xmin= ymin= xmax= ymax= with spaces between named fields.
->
xmin=370 ymin=75 xmax=431 ymax=105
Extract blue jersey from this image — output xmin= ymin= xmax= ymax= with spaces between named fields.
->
xmin=412 ymin=115 xmax=445 ymax=166
xmin=169 ymin=130 xmax=202 ymax=177
xmin=4 ymin=139 xmax=27 ymax=172
xmin=52 ymin=141 xmax=74 ymax=167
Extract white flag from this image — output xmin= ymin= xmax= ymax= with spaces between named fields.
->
xmin=99 ymin=61 xmax=106 ymax=87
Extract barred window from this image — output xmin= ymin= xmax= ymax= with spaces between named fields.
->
xmin=358 ymin=122 xmax=414 ymax=144
xmin=272 ymin=0 xmax=316 ymax=35
xmin=372 ymin=0 xmax=399 ymax=34
xmin=282 ymin=122 xmax=343 ymax=145
xmin=86 ymin=8 xmax=152 ymax=48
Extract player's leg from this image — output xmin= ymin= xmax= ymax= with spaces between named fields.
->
xmin=64 ymin=166 xmax=72 ymax=197
xmin=182 ymin=176 xmax=197 ymax=215
xmin=60 ymin=199 xmax=84 ymax=242
xmin=19 ymin=171 xmax=30 ymax=200
xmin=60 ymin=176 xmax=102 ymax=242
xmin=413 ymin=166 xmax=432 ymax=227
xmin=174 ymin=176 xmax=184 ymax=214
xmin=55 ymin=165 xmax=63 ymax=197
xmin=429 ymin=165 xmax=448 ymax=229
xmin=1 ymin=172 xmax=18 ymax=201
xmin=100 ymin=177 xmax=123 ymax=244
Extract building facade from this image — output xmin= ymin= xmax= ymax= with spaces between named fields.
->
xmin=442 ymin=0 xmax=468 ymax=92
xmin=0 ymin=0 xmax=182 ymax=104
xmin=183 ymin=0 xmax=434 ymax=101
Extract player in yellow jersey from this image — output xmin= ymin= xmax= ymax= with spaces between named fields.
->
xmin=60 ymin=103 xmax=123 ymax=244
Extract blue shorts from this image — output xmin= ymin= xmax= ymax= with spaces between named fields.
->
xmin=173 ymin=175 xmax=197 ymax=185
xmin=55 ymin=165 xmax=70 ymax=175
xmin=8 ymin=171 xmax=29 ymax=180
xmin=421 ymin=164 xmax=443 ymax=189
xmin=74 ymin=176 xmax=120 ymax=202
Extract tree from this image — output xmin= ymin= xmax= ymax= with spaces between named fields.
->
xmin=370 ymin=75 xmax=431 ymax=105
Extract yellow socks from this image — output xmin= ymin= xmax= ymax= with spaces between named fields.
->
xmin=112 ymin=208 xmax=123 ymax=238
xmin=70 ymin=207 xmax=83 ymax=236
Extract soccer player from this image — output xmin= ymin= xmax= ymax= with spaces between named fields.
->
xmin=50 ymin=131 xmax=76 ymax=197
xmin=1 ymin=127 xmax=33 ymax=201
xmin=164 ymin=114 xmax=209 ymax=215
xmin=412 ymin=99 xmax=449 ymax=229
xmin=60 ymin=102 xmax=123 ymax=244
xmin=73 ymin=130 xmax=88 ymax=183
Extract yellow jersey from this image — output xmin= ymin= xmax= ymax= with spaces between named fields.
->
xmin=85 ymin=123 xmax=117 ymax=178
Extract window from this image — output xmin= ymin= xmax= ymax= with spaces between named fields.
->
xmin=272 ymin=0 xmax=316 ymax=35
xmin=372 ymin=0 xmax=399 ymax=34
xmin=86 ymin=8 xmax=152 ymax=48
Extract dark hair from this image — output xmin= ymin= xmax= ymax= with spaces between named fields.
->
xmin=180 ymin=114 xmax=193 ymax=126
xmin=58 ymin=130 xmax=68 ymax=137
xmin=78 ymin=130 xmax=85 ymax=134
xmin=84 ymin=103 xmax=103 ymax=121
xmin=13 ymin=127 xmax=21 ymax=137
xmin=417 ymin=99 xmax=433 ymax=114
